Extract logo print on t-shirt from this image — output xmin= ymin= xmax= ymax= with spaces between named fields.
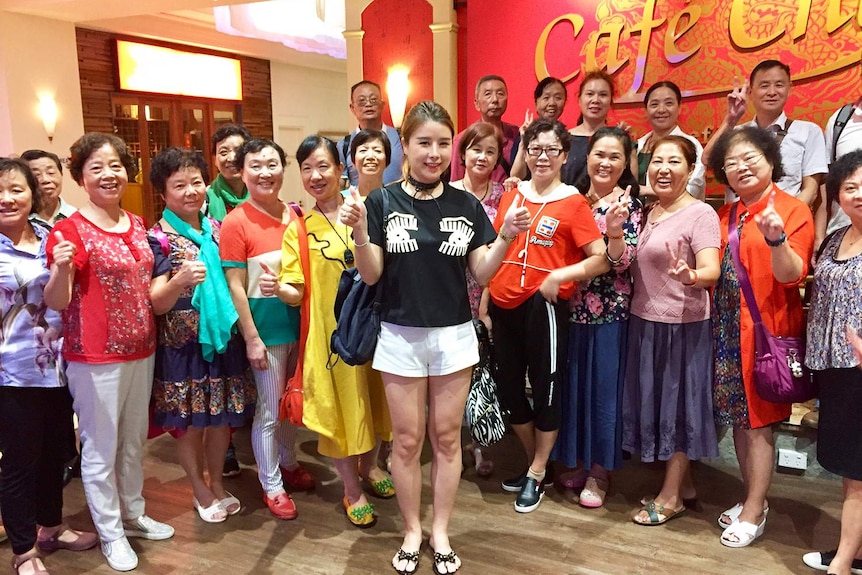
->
xmin=536 ymin=216 xmax=559 ymax=238
xmin=386 ymin=211 xmax=419 ymax=253
xmin=438 ymin=216 xmax=475 ymax=257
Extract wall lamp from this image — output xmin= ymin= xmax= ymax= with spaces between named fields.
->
xmin=38 ymin=96 xmax=58 ymax=143
xmin=387 ymin=67 xmax=410 ymax=129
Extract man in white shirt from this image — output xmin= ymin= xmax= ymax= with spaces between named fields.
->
xmin=815 ymin=96 xmax=862 ymax=246
xmin=339 ymin=80 xmax=404 ymax=186
xmin=21 ymin=149 xmax=77 ymax=227
xmin=703 ymin=60 xmax=828 ymax=206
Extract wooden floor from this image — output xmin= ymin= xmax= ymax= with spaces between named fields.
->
xmin=4 ymin=427 xmax=842 ymax=575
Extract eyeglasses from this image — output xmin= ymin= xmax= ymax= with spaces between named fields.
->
xmin=354 ymin=97 xmax=380 ymax=107
xmin=526 ymin=146 xmax=564 ymax=158
xmin=723 ymin=153 xmax=764 ymax=174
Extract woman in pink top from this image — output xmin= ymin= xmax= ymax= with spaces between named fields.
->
xmin=622 ymin=136 xmax=721 ymax=527
xmin=44 ymin=133 xmax=174 ymax=572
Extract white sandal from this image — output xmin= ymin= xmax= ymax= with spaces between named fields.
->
xmin=720 ymin=516 xmax=766 ymax=548
xmin=718 ymin=502 xmax=769 ymax=528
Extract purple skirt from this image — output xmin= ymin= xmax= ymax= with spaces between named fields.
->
xmin=621 ymin=316 xmax=718 ymax=462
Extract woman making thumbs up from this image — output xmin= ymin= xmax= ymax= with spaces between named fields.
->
xmin=219 ymin=138 xmax=314 ymax=521
xmin=146 ymin=147 xmax=256 ymax=524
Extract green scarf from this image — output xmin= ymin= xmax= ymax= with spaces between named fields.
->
xmin=162 ymin=209 xmax=238 ymax=361
xmin=206 ymin=174 xmax=248 ymax=222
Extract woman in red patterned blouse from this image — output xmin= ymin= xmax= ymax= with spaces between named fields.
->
xmin=44 ymin=133 xmax=174 ymax=572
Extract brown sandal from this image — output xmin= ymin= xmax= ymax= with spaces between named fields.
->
xmin=12 ymin=548 xmax=50 ymax=575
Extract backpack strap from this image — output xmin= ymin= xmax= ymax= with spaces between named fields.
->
xmin=832 ymin=104 xmax=855 ymax=165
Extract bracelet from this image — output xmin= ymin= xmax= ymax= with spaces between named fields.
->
xmin=498 ymin=230 xmax=516 ymax=243
xmin=353 ymin=237 xmax=370 ymax=247
xmin=682 ymin=269 xmax=699 ymax=286
xmin=765 ymin=232 xmax=787 ymax=247
xmin=606 ymin=230 xmax=624 ymax=240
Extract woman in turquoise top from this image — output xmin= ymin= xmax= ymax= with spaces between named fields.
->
xmin=0 ymin=158 xmax=98 ymax=575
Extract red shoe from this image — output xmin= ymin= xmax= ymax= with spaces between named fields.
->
xmin=280 ymin=464 xmax=315 ymax=491
xmin=264 ymin=492 xmax=298 ymax=520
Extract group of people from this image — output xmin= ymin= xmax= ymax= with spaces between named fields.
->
xmin=0 ymin=57 xmax=860 ymax=575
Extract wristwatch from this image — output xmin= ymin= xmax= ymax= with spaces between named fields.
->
xmin=765 ymin=232 xmax=787 ymax=247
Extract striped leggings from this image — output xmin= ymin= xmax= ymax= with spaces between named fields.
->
xmin=251 ymin=343 xmax=300 ymax=495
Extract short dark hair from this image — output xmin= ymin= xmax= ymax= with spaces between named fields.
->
xmin=534 ymin=77 xmax=566 ymax=102
xmin=236 ymin=138 xmax=287 ymax=171
xmin=20 ymin=149 xmax=63 ymax=174
xmin=149 ymin=147 xmax=210 ymax=195
xmin=350 ymin=80 xmax=381 ymax=100
xmin=652 ymin=135 xmax=697 ymax=167
xmin=575 ymin=126 xmax=639 ymax=198
xmin=579 ymin=70 xmax=616 ymax=99
xmin=458 ymin=122 xmax=503 ymax=168
xmin=296 ymin=135 xmax=340 ymax=167
xmin=349 ymin=129 xmax=392 ymax=166
xmin=750 ymin=60 xmax=791 ymax=84
xmin=826 ymin=149 xmax=862 ymax=206
xmin=68 ymin=133 xmax=138 ymax=185
xmin=708 ymin=126 xmax=784 ymax=186
xmin=211 ymin=124 xmax=251 ymax=156
xmin=523 ymin=119 xmax=571 ymax=153
xmin=643 ymin=81 xmax=682 ymax=107
xmin=0 ymin=157 xmax=42 ymax=215
xmin=475 ymin=75 xmax=507 ymax=98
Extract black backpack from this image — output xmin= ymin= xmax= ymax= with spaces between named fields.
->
xmin=328 ymin=188 xmax=390 ymax=367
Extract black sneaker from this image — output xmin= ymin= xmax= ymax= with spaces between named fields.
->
xmin=514 ymin=476 xmax=545 ymax=513
xmin=222 ymin=443 xmax=241 ymax=478
xmin=501 ymin=470 xmax=527 ymax=493
xmin=802 ymin=549 xmax=862 ymax=573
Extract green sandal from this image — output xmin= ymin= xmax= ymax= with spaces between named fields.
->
xmin=343 ymin=496 xmax=376 ymax=528
xmin=631 ymin=500 xmax=686 ymax=526
xmin=363 ymin=475 xmax=396 ymax=498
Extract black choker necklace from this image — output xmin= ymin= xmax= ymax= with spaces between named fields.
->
xmin=406 ymin=174 xmax=441 ymax=194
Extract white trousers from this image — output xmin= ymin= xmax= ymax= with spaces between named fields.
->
xmin=67 ymin=355 xmax=155 ymax=542
xmin=251 ymin=343 xmax=299 ymax=495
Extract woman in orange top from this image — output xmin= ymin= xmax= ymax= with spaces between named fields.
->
xmin=708 ymin=126 xmax=814 ymax=548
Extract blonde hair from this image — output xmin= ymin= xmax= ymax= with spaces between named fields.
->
xmin=400 ymin=101 xmax=455 ymax=180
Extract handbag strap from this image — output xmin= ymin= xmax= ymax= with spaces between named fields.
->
xmin=373 ymin=186 xmax=391 ymax=305
xmin=727 ymin=202 xmax=765 ymax=326
xmin=288 ymin=202 xmax=311 ymax=392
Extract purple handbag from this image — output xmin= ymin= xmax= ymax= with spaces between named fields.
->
xmin=727 ymin=204 xmax=817 ymax=403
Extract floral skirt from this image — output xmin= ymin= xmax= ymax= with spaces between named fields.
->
xmin=152 ymin=332 xmax=256 ymax=431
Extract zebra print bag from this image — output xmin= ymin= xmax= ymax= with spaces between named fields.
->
xmin=465 ymin=319 xmax=506 ymax=447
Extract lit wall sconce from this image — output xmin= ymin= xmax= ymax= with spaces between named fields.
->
xmin=387 ymin=67 xmax=410 ymax=129
xmin=38 ymin=96 xmax=58 ymax=142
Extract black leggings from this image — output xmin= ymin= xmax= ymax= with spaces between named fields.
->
xmin=0 ymin=386 xmax=75 ymax=555
xmin=490 ymin=292 xmax=569 ymax=432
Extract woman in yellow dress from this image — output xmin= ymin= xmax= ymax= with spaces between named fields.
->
xmin=259 ymin=135 xmax=393 ymax=527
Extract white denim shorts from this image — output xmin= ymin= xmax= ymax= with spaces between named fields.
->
xmin=372 ymin=320 xmax=479 ymax=377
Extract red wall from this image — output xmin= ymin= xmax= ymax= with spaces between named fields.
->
xmin=362 ymin=0 xmax=434 ymax=126
xmin=461 ymin=0 xmax=862 ymax=141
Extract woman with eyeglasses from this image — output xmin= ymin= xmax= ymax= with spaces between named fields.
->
xmin=707 ymin=126 xmax=814 ymax=548
xmin=489 ymin=118 xmax=609 ymax=514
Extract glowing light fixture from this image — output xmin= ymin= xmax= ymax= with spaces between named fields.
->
xmin=117 ymin=40 xmax=242 ymax=100
xmin=38 ymin=96 xmax=58 ymax=142
xmin=387 ymin=68 xmax=410 ymax=129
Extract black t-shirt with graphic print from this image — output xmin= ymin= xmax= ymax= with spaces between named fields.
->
xmin=365 ymin=182 xmax=497 ymax=327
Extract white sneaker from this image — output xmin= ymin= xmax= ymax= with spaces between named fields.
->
xmin=122 ymin=515 xmax=174 ymax=541
xmin=101 ymin=536 xmax=138 ymax=572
